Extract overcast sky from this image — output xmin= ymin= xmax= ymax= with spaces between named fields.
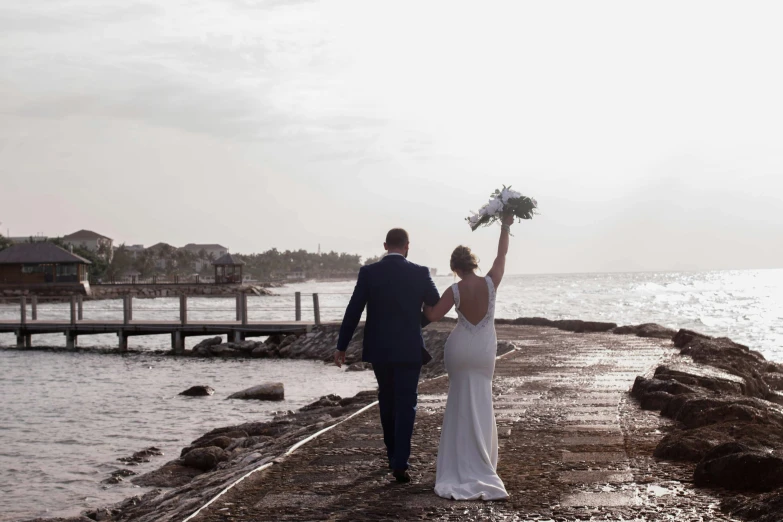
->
xmin=1 ymin=0 xmax=782 ymax=274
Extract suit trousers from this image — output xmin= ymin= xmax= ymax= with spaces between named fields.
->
xmin=372 ymin=362 xmax=422 ymax=471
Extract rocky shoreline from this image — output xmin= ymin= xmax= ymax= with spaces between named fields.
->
xmin=20 ymin=318 xmax=783 ymax=522
xmin=631 ymin=328 xmax=783 ymax=521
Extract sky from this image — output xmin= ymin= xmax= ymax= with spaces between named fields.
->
xmin=1 ymin=0 xmax=782 ymax=274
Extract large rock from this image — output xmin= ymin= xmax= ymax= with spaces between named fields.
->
xmin=251 ymin=344 xmax=276 ymax=358
xmin=613 ymin=323 xmax=677 ymax=339
xmin=189 ymin=429 xmax=249 ymax=448
xmin=631 ymin=376 xmax=699 ymax=399
xmin=227 ymin=383 xmax=284 ymax=401
xmin=654 ymin=365 xmax=745 ymax=395
xmin=499 ymin=317 xmax=617 ymax=333
xmin=181 ymin=446 xmax=228 ymax=471
xmin=180 ymin=435 xmax=233 ymax=457
xmin=265 ymin=333 xmax=285 ymax=346
xmin=227 ymin=340 xmax=260 ymax=353
xmin=279 ymin=334 xmax=298 ymax=348
xmin=673 ymin=328 xmax=713 ymax=348
xmin=654 ymin=430 xmax=731 ymax=462
xmin=682 ymin=403 xmax=783 ymax=430
xmin=133 ymin=461 xmax=203 ymax=487
xmin=209 ymin=344 xmax=244 ymax=357
xmin=192 ymin=336 xmax=222 ymax=355
xmin=179 ymin=385 xmax=215 ymax=397
xmin=694 ymin=442 xmax=783 ymax=491
xmin=301 ymin=394 xmax=342 ymax=411
xmin=765 ymin=372 xmax=783 ymax=391
xmin=724 ymin=489 xmax=783 ymax=522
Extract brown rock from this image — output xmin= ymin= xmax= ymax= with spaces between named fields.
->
xmin=179 ymin=385 xmax=215 ymax=396
xmin=133 ymin=461 xmax=204 ymax=487
xmin=724 ymin=489 xmax=783 ymax=522
xmin=180 ymin=435 xmax=233 ymax=457
xmin=181 ymin=446 xmax=228 ymax=471
xmin=227 ymin=383 xmax=284 ymax=401
xmin=614 ymin=323 xmax=677 ymax=339
xmin=694 ymin=442 xmax=783 ymax=491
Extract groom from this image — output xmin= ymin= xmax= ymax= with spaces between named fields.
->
xmin=334 ymin=228 xmax=440 ymax=483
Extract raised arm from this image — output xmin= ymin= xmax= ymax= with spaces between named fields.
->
xmin=487 ymin=213 xmax=513 ymax=289
xmin=424 ymin=286 xmax=455 ymax=322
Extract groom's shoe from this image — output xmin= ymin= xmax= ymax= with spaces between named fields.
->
xmin=392 ymin=469 xmax=411 ymax=484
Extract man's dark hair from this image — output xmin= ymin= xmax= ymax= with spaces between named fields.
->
xmin=385 ymin=228 xmax=409 ymax=249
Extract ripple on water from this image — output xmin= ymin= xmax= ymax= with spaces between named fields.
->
xmin=0 ymin=350 xmax=377 ymax=521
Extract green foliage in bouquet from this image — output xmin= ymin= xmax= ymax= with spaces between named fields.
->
xmin=466 ymin=185 xmax=538 ymax=232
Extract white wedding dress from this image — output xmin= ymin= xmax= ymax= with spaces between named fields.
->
xmin=434 ymin=276 xmax=509 ymax=500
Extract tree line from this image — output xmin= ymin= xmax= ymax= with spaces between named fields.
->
xmin=0 ymin=235 xmax=368 ymax=281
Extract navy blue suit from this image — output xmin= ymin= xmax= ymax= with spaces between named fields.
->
xmin=337 ymin=254 xmax=440 ymax=470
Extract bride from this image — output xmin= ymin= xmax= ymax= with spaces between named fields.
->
xmin=423 ymin=213 xmax=512 ymax=501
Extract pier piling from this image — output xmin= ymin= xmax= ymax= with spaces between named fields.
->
xmin=180 ymin=295 xmax=188 ymax=325
xmin=66 ymin=331 xmax=77 ymax=349
xmin=20 ymin=297 xmax=26 ymax=326
xmin=77 ymin=296 xmax=83 ymax=321
xmin=31 ymin=296 xmax=37 ymax=321
xmin=313 ymin=293 xmax=321 ymax=326
xmin=241 ymin=292 xmax=248 ymax=326
xmin=70 ymin=297 xmax=76 ymax=325
xmin=172 ymin=331 xmax=184 ymax=354
xmin=118 ymin=331 xmax=128 ymax=352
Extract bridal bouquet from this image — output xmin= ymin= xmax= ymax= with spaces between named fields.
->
xmin=466 ymin=186 xmax=538 ymax=231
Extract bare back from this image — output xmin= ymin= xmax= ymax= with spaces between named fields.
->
xmin=454 ymin=275 xmax=491 ymax=326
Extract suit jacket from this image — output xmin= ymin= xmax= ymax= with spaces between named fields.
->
xmin=336 ymin=255 xmax=440 ymax=364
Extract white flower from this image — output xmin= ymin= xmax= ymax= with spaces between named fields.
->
xmin=501 ymin=188 xmax=521 ymax=202
xmin=468 ymin=214 xmax=480 ymax=225
xmin=486 ymin=197 xmax=504 ymax=215
xmin=479 ymin=205 xmax=490 ymax=216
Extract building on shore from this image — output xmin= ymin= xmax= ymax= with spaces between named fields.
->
xmin=286 ymin=267 xmax=306 ymax=280
xmin=212 ymin=253 xmax=245 ymax=284
xmin=62 ymin=230 xmax=113 ymax=261
xmin=182 ymin=243 xmax=229 ymax=272
xmin=0 ymin=242 xmax=91 ymax=286
xmin=145 ymin=243 xmax=177 ymax=270
xmin=123 ymin=244 xmax=145 ymax=259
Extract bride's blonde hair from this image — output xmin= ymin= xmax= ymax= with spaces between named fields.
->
xmin=450 ymin=246 xmax=479 ymax=273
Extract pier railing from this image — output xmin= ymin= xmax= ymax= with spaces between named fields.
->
xmin=4 ymin=292 xmax=353 ymax=325
xmin=0 ymin=292 xmax=354 ymax=352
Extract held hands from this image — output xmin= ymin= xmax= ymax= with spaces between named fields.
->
xmin=502 ymin=213 xmax=514 ymax=227
xmin=334 ymin=350 xmax=346 ymax=368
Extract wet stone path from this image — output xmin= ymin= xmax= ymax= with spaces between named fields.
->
xmin=193 ymin=325 xmax=738 ymax=521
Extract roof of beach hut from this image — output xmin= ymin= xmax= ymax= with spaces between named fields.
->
xmin=0 ymin=242 xmax=92 ymax=265
xmin=212 ymin=253 xmax=245 ymax=266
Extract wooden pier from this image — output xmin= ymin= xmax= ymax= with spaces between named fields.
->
xmin=0 ymin=292 xmax=332 ymax=353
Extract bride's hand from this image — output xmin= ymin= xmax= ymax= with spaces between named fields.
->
xmin=502 ymin=213 xmax=514 ymax=226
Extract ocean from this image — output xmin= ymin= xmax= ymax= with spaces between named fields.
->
xmin=0 ymin=269 xmax=781 ymax=520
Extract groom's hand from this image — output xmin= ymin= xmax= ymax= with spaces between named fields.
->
xmin=334 ymin=350 xmax=346 ymax=368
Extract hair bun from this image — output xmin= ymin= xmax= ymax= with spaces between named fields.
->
xmin=450 ymin=245 xmax=479 ymax=273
